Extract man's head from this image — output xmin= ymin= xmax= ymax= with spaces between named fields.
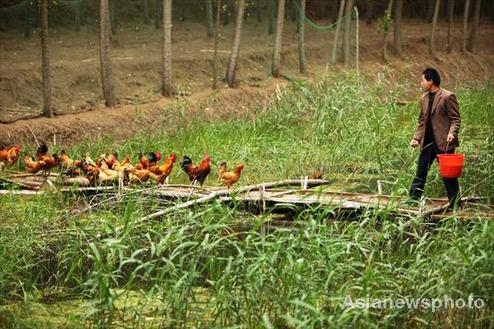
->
xmin=421 ymin=68 xmax=441 ymax=92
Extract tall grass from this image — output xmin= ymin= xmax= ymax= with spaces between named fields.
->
xmin=0 ymin=73 xmax=493 ymax=328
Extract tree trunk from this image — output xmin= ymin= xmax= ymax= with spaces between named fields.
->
xmin=271 ymin=0 xmax=285 ymax=77
xmin=330 ymin=0 xmax=338 ymax=22
xmin=289 ymin=0 xmax=297 ymax=21
xmin=393 ymin=0 xmax=403 ymax=56
xmin=298 ymin=0 xmax=306 ymax=73
xmin=24 ymin=3 xmax=33 ymax=38
xmin=155 ymin=0 xmax=162 ymax=29
xmin=331 ymin=0 xmax=346 ymax=64
xmin=143 ymin=0 xmax=150 ymax=24
xmin=447 ymin=0 xmax=454 ymax=53
xmin=75 ymin=1 xmax=82 ymax=31
xmin=256 ymin=0 xmax=262 ymax=22
xmin=427 ymin=0 xmax=434 ymax=22
xmin=206 ymin=0 xmax=213 ymax=37
xmin=467 ymin=0 xmax=481 ymax=51
xmin=226 ymin=0 xmax=245 ymax=87
xmin=366 ymin=0 xmax=373 ymax=24
xmin=162 ymin=0 xmax=173 ymax=96
xmin=381 ymin=0 xmax=393 ymax=63
xmin=429 ymin=0 xmax=441 ymax=56
xmin=343 ymin=0 xmax=353 ymax=67
xmin=99 ymin=0 xmax=116 ymax=107
xmin=268 ymin=0 xmax=275 ymax=34
xmin=222 ymin=0 xmax=231 ymax=25
xmin=213 ymin=0 xmax=221 ymax=89
xmin=40 ymin=0 xmax=52 ymax=118
xmin=462 ymin=0 xmax=470 ymax=51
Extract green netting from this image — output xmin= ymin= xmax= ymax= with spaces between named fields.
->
xmin=291 ymin=0 xmax=355 ymax=31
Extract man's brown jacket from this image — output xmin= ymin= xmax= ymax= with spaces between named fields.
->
xmin=413 ymin=88 xmax=461 ymax=152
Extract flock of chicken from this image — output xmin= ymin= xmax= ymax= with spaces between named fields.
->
xmin=0 ymin=144 xmax=245 ymax=188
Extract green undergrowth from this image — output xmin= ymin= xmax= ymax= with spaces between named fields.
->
xmin=1 ymin=72 xmax=493 ymax=328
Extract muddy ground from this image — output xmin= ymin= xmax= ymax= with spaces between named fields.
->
xmin=0 ymin=17 xmax=493 ymax=146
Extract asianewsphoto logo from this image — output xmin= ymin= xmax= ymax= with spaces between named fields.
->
xmin=343 ymin=295 xmax=486 ymax=312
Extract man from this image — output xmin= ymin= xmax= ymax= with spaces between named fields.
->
xmin=409 ymin=68 xmax=462 ymax=209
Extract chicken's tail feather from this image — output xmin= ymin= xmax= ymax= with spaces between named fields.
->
xmin=36 ymin=142 xmax=48 ymax=157
xmin=181 ymin=156 xmax=192 ymax=173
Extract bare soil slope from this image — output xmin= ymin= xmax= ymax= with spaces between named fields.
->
xmin=0 ymin=18 xmax=493 ymax=146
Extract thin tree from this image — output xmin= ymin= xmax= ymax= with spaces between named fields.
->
xmin=213 ymin=0 xmax=221 ymax=89
xmin=331 ymin=0 xmax=346 ymax=64
xmin=155 ymin=0 xmax=162 ymax=29
xmin=99 ymin=0 xmax=116 ymax=107
xmin=379 ymin=0 xmax=393 ymax=63
xmin=206 ymin=0 xmax=213 ymax=37
xmin=298 ymin=0 xmax=306 ymax=73
xmin=343 ymin=0 xmax=353 ymax=67
xmin=40 ymin=0 xmax=52 ymax=118
xmin=429 ymin=0 xmax=441 ymax=56
xmin=256 ymin=0 xmax=261 ymax=22
xmin=462 ymin=0 xmax=470 ymax=52
xmin=268 ymin=0 xmax=275 ymax=34
xmin=162 ymin=0 xmax=173 ymax=96
xmin=393 ymin=0 xmax=403 ymax=56
xmin=426 ymin=0 xmax=434 ymax=22
xmin=143 ymin=0 xmax=150 ymax=24
xmin=467 ymin=0 xmax=482 ymax=51
xmin=24 ymin=2 xmax=33 ymax=38
xmin=330 ymin=0 xmax=338 ymax=22
xmin=271 ymin=0 xmax=285 ymax=77
xmin=447 ymin=0 xmax=454 ymax=53
xmin=226 ymin=0 xmax=245 ymax=87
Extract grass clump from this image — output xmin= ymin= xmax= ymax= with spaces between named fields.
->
xmin=0 ymin=72 xmax=493 ymax=328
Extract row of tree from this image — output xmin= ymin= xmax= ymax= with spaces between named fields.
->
xmin=30 ymin=0 xmax=485 ymax=118
xmin=385 ymin=0 xmax=483 ymax=61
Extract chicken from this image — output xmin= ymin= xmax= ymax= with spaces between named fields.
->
xmin=181 ymin=155 xmax=211 ymax=186
xmin=103 ymin=153 xmax=119 ymax=169
xmin=310 ymin=167 xmax=324 ymax=180
xmin=58 ymin=150 xmax=83 ymax=176
xmin=127 ymin=168 xmax=151 ymax=184
xmin=219 ymin=162 xmax=245 ymax=188
xmin=137 ymin=151 xmax=162 ymax=170
xmin=102 ymin=154 xmax=133 ymax=177
xmin=149 ymin=153 xmax=177 ymax=184
xmin=82 ymin=161 xmax=119 ymax=185
xmin=0 ymin=144 xmax=22 ymax=167
xmin=24 ymin=143 xmax=59 ymax=174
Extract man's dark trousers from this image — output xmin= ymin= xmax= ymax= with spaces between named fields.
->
xmin=409 ymin=142 xmax=460 ymax=205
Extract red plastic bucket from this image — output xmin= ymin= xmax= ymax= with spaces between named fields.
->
xmin=437 ymin=153 xmax=464 ymax=178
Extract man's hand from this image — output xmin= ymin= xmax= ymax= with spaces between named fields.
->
xmin=447 ymin=133 xmax=456 ymax=143
xmin=410 ymin=139 xmax=420 ymax=148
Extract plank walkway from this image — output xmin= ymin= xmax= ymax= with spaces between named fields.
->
xmin=1 ymin=171 xmax=492 ymax=220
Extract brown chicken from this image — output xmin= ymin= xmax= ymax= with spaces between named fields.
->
xmin=0 ymin=144 xmax=22 ymax=166
xmin=148 ymin=153 xmax=177 ymax=184
xmin=127 ymin=168 xmax=151 ymax=184
xmin=137 ymin=151 xmax=162 ymax=170
xmin=181 ymin=154 xmax=211 ymax=186
xmin=219 ymin=162 xmax=245 ymax=188
xmin=59 ymin=150 xmax=83 ymax=176
xmin=81 ymin=161 xmax=119 ymax=185
xmin=24 ymin=144 xmax=59 ymax=174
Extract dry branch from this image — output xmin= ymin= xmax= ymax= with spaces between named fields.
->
xmin=139 ymin=179 xmax=332 ymax=221
xmin=418 ymin=196 xmax=482 ymax=219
